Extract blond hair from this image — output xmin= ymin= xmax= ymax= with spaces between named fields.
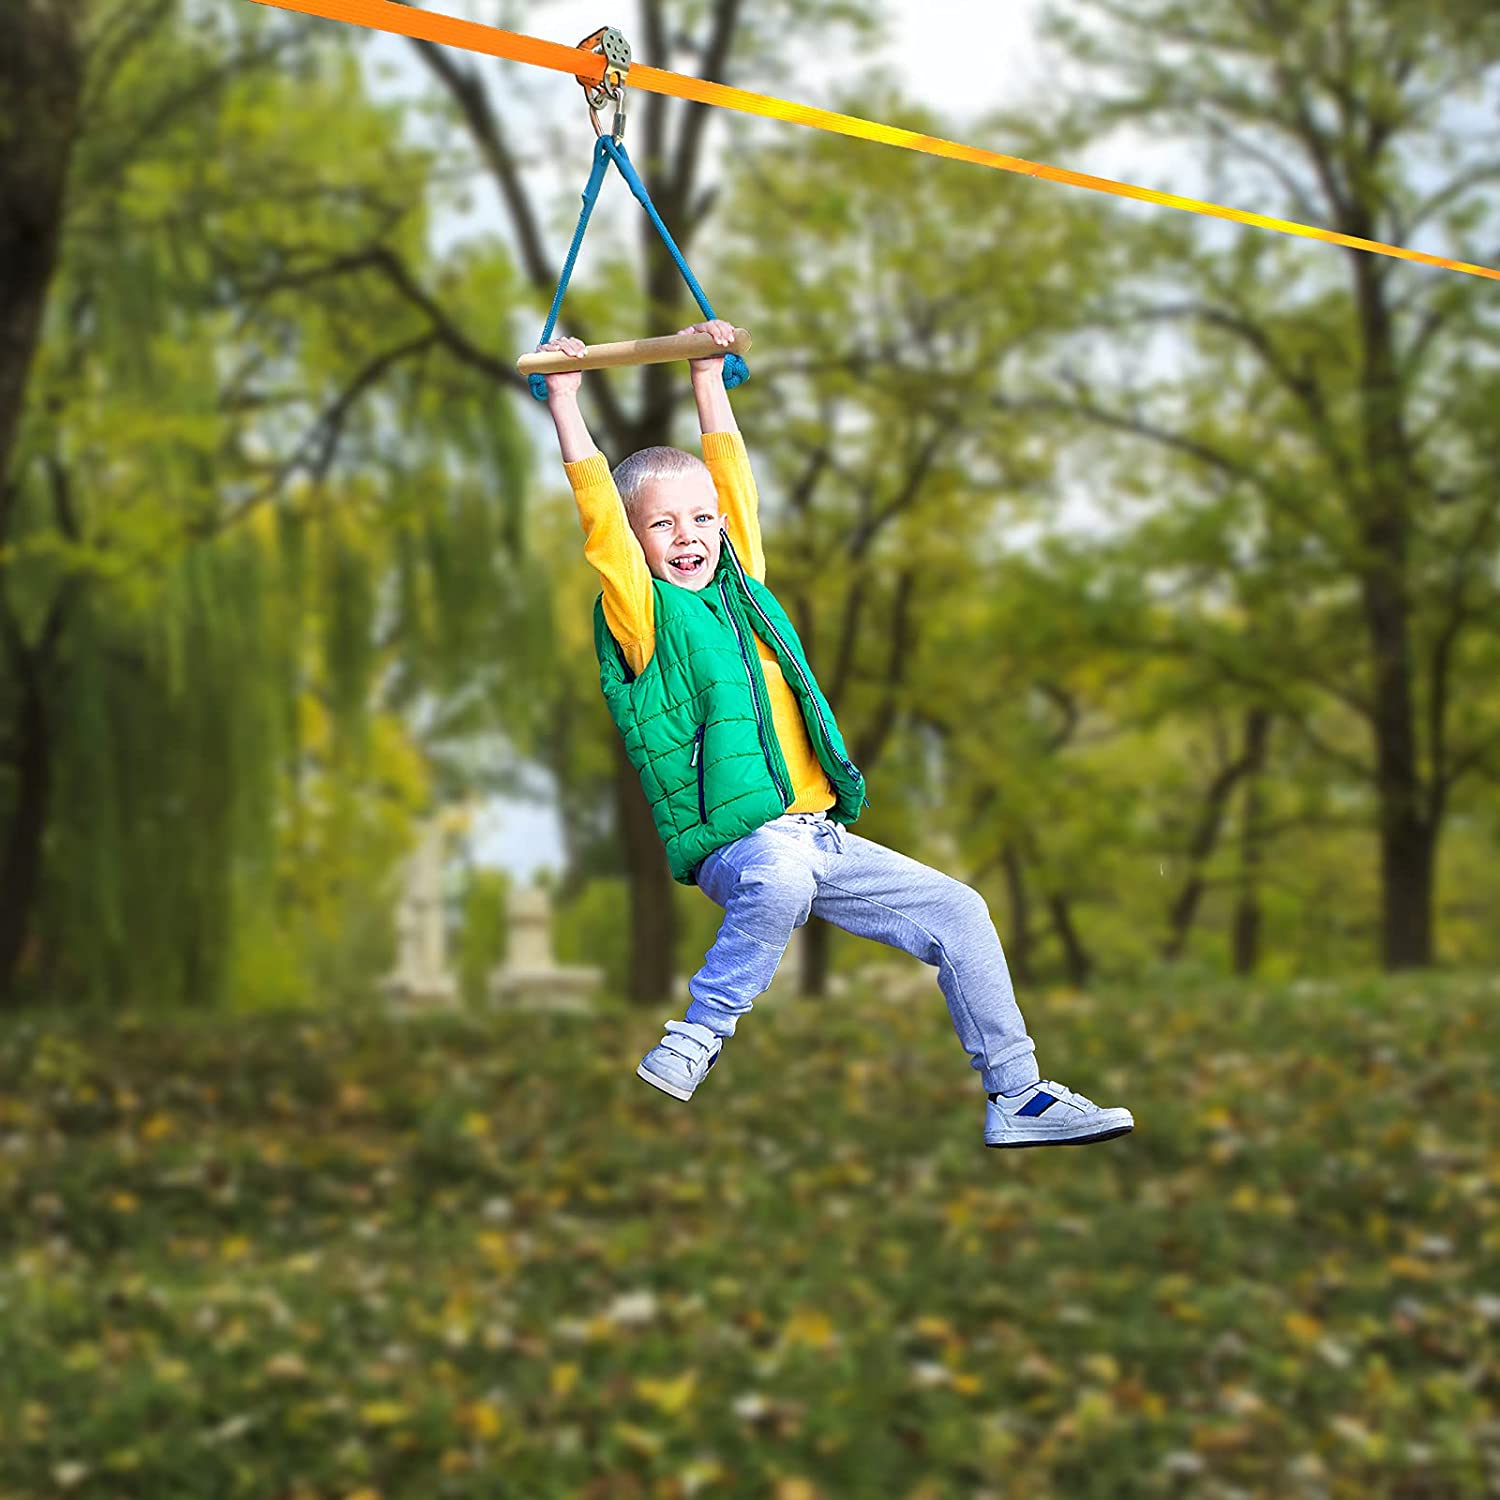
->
xmin=612 ymin=446 xmax=714 ymax=522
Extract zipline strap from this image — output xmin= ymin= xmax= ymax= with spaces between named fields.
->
xmin=526 ymin=135 xmax=749 ymax=400
xmin=246 ymin=0 xmax=1500 ymax=286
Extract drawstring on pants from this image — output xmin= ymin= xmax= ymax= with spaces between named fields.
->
xmin=784 ymin=810 xmax=845 ymax=854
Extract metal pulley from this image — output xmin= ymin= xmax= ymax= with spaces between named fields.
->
xmin=574 ymin=26 xmax=631 ymax=140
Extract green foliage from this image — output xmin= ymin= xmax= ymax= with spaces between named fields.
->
xmin=1 ymin=970 xmax=1496 ymax=1495
xmin=3 ymin=4 xmax=537 ymax=1012
xmin=553 ymin=877 xmax=632 ymax=1001
xmin=455 ymin=867 xmax=510 ymax=1010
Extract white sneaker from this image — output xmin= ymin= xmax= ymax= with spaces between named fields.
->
xmin=636 ymin=1020 xmax=723 ymax=1101
xmin=984 ymin=1079 xmax=1134 ymax=1149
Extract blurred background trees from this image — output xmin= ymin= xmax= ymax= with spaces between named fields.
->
xmin=2 ymin=0 xmax=1498 ymax=1015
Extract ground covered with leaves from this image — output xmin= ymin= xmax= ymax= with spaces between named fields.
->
xmin=1 ymin=970 xmax=1497 ymax=1499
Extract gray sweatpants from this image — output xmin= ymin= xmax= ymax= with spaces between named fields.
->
xmin=685 ymin=810 xmax=1040 ymax=1095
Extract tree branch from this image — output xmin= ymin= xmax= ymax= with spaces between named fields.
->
xmin=212 ymin=331 xmax=439 ymax=533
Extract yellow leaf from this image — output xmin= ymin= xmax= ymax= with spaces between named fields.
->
xmin=1074 ymin=1388 xmax=1117 ymax=1434
xmin=359 ymin=1401 xmax=408 ymax=1427
xmin=773 ymin=1481 xmax=820 ymax=1500
xmin=476 ymin=1231 xmax=515 ymax=1271
xmin=611 ymin=1420 xmax=663 ymax=1457
xmin=460 ymin=1400 xmax=503 ymax=1439
xmin=550 ymin=1363 xmax=580 ymax=1399
xmin=109 ymin=1192 xmax=138 ymax=1213
xmin=781 ymin=1307 xmax=836 ymax=1351
xmin=336 ymin=1083 xmax=371 ymax=1115
xmin=634 ymin=1369 xmax=698 ymax=1416
xmin=1283 ymin=1313 xmax=1323 ymax=1344
xmin=1230 ymin=1185 xmax=1260 ymax=1212
xmin=141 ymin=1114 xmax=174 ymax=1141
xmin=263 ymin=1352 xmax=310 ymax=1381
xmin=912 ymin=1315 xmax=956 ymax=1341
xmin=942 ymin=1197 xmax=974 ymax=1230
xmin=951 ymin=1371 xmax=982 ymax=1395
xmin=1081 ymin=1353 xmax=1120 ymax=1383
xmin=461 ymin=1111 xmax=491 ymax=1138
xmin=1387 ymin=1255 xmax=1436 ymax=1280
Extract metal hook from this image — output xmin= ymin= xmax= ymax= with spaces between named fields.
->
xmin=588 ymin=77 xmax=628 ymax=141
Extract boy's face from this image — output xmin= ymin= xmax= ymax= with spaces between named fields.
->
xmin=630 ymin=472 xmax=722 ymax=590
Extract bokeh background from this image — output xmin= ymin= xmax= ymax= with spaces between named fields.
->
xmin=2 ymin=2 xmax=1498 ymax=1497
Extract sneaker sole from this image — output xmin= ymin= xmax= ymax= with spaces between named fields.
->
xmin=985 ymin=1123 xmax=1134 ymax=1149
xmin=636 ymin=1062 xmax=695 ymax=1101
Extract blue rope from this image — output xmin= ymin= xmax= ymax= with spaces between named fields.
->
xmin=528 ymin=136 xmax=749 ymax=400
xmin=528 ymin=139 xmax=614 ymax=401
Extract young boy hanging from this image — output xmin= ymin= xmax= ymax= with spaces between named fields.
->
xmin=536 ymin=321 xmax=1133 ymax=1149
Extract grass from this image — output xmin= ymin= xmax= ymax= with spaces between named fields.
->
xmin=1 ymin=968 xmax=1497 ymax=1499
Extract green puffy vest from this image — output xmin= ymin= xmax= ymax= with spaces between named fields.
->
xmin=593 ymin=529 xmax=869 ymax=885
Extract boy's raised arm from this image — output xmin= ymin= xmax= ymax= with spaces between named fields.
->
xmin=685 ymin=320 xmax=766 ymax=585
xmin=540 ymin=338 xmax=657 ymax=676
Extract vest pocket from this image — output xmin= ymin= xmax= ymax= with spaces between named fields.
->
xmin=691 ymin=722 xmax=707 ymax=823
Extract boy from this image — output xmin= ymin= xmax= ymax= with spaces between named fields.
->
xmin=539 ymin=321 xmax=1132 ymax=1149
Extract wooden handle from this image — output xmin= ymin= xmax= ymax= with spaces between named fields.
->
xmin=518 ymin=328 xmax=752 ymax=376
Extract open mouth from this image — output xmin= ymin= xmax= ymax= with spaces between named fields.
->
xmin=668 ymin=554 xmax=706 ymax=577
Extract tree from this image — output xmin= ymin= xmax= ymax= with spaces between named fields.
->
xmin=1029 ymin=0 xmax=1500 ymax=968
xmin=0 ymin=2 xmax=533 ymax=1007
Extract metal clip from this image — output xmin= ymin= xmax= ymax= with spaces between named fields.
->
xmin=574 ymin=26 xmax=631 ymax=139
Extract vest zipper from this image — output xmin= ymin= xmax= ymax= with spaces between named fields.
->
xmin=717 ymin=576 xmax=791 ymax=809
xmin=720 ymin=533 xmax=870 ymax=810
xmin=691 ymin=722 xmax=707 ymax=822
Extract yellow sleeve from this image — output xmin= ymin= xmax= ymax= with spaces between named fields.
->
xmin=563 ymin=452 xmax=655 ymax=676
xmin=702 ymin=429 xmax=765 ymax=584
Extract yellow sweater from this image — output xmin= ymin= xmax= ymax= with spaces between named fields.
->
xmin=564 ymin=429 xmax=836 ymax=814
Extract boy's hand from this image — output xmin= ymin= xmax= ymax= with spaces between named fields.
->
xmin=536 ymin=336 xmax=586 ymax=399
xmin=681 ymin=319 xmax=736 ymax=378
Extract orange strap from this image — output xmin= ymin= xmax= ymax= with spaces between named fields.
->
xmin=249 ymin=0 xmax=1499 ymax=284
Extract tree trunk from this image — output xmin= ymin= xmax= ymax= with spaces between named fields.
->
xmin=798 ymin=913 xmax=831 ymax=996
xmin=1000 ymin=842 xmax=1034 ymax=987
xmin=1348 ymin=239 xmax=1435 ymax=971
xmin=1231 ymin=754 xmax=1266 ymax=977
xmin=612 ymin=735 xmax=676 ymax=1003
xmin=0 ymin=3 xmax=82 ymax=1003
xmin=1359 ymin=516 xmax=1435 ymax=969
xmin=0 ymin=658 xmax=51 ymax=1001
xmin=1048 ymin=893 xmax=1092 ymax=987
xmin=1162 ymin=705 xmax=1273 ymax=962
xmin=0 ymin=1 xmax=82 ymax=521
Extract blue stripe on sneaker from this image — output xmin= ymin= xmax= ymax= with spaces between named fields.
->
xmin=1015 ymin=1091 xmax=1058 ymax=1116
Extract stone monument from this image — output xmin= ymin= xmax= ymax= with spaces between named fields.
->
xmin=488 ymin=882 xmax=600 ymax=1014
xmin=382 ymin=820 xmax=458 ymax=1011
